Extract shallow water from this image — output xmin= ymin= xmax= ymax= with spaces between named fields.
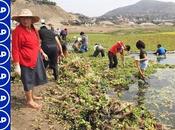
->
xmin=130 ymin=52 xmax=175 ymax=65
xmin=120 ymin=69 xmax=175 ymax=129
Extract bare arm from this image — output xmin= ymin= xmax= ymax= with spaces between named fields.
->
xmin=55 ymin=36 xmax=64 ymax=57
xmin=120 ymin=50 xmax=125 ymax=66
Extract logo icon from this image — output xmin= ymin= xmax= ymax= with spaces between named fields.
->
xmin=0 ymin=110 xmax=10 ymax=130
xmin=0 ymin=44 xmax=10 ymax=65
xmin=0 ymin=22 xmax=10 ymax=43
xmin=0 ymin=66 xmax=10 ymax=87
xmin=0 ymin=0 xmax=10 ymax=21
xmin=0 ymin=88 xmax=10 ymax=109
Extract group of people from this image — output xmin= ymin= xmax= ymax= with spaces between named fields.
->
xmin=12 ymin=9 xmax=168 ymax=110
xmin=94 ymin=41 xmax=166 ymax=79
xmin=72 ymin=32 xmax=89 ymax=53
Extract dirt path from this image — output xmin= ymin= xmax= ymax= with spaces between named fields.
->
xmin=11 ymin=81 xmax=64 ymax=130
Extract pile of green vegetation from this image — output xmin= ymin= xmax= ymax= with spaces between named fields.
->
xmin=42 ymin=53 xmax=168 ymax=129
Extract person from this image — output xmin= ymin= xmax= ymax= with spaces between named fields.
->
xmin=108 ymin=41 xmax=130 ymax=68
xmin=39 ymin=20 xmax=64 ymax=80
xmin=48 ymin=23 xmax=55 ymax=33
xmin=55 ymin=28 xmax=61 ymax=36
xmin=135 ymin=40 xmax=149 ymax=79
xmin=60 ymin=28 xmax=68 ymax=41
xmin=57 ymin=34 xmax=68 ymax=57
xmin=12 ymin=9 xmax=48 ymax=110
xmin=72 ymin=37 xmax=81 ymax=52
xmin=93 ymin=43 xmax=105 ymax=57
xmin=153 ymin=44 xmax=167 ymax=56
xmin=79 ymin=32 xmax=88 ymax=52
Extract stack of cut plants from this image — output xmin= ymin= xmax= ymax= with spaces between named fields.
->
xmin=42 ymin=54 xmax=166 ymax=130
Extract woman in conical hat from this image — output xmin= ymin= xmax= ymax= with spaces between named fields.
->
xmin=12 ymin=9 xmax=48 ymax=110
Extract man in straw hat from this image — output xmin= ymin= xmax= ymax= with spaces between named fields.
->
xmin=12 ymin=9 xmax=48 ymax=110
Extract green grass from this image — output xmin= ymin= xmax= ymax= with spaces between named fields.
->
xmin=42 ymin=26 xmax=175 ymax=129
xmin=68 ymin=26 xmax=175 ymax=52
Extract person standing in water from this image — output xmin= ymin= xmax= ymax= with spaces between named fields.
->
xmin=135 ymin=40 xmax=149 ymax=79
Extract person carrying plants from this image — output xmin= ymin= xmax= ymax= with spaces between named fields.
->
xmin=93 ymin=43 xmax=105 ymax=57
xmin=108 ymin=41 xmax=130 ymax=68
xmin=135 ymin=40 xmax=149 ymax=79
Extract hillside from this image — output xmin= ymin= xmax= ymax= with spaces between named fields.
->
xmin=11 ymin=0 xmax=78 ymax=27
xmin=102 ymin=0 xmax=175 ymax=22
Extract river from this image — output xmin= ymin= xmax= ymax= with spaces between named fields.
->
xmin=120 ymin=53 xmax=175 ymax=129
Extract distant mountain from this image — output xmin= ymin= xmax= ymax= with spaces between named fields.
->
xmin=101 ymin=0 xmax=175 ymax=22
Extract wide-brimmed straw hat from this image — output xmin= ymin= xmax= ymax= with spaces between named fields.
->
xmin=12 ymin=9 xmax=40 ymax=23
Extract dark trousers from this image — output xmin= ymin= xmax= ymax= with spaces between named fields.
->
xmin=42 ymin=45 xmax=59 ymax=80
xmin=93 ymin=49 xmax=105 ymax=57
xmin=108 ymin=51 xmax=118 ymax=68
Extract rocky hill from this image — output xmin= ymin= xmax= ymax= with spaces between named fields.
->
xmin=101 ymin=0 xmax=175 ymax=23
xmin=11 ymin=0 xmax=78 ymax=27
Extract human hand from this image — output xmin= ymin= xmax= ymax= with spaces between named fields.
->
xmin=42 ymin=53 xmax=48 ymax=61
xmin=135 ymin=58 xmax=140 ymax=61
xmin=14 ymin=63 xmax=21 ymax=76
xmin=60 ymin=52 xmax=64 ymax=58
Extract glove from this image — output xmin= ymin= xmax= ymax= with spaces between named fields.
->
xmin=14 ymin=63 xmax=21 ymax=76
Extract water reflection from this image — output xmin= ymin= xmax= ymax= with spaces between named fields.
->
xmin=156 ymin=55 xmax=166 ymax=63
xmin=120 ymin=69 xmax=175 ymax=129
xmin=137 ymin=81 xmax=149 ymax=106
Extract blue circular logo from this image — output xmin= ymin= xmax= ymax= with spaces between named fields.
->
xmin=0 ymin=22 xmax=10 ymax=43
xmin=0 ymin=110 xmax=10 ymax=130
xmin=0 ymin=0 xmax=10 ymax=21
xmin=0 ymin=88 xmax=10 ymax=109
xmin=0 ymin=44 xmax=10 ymax=65
xmin=0 ymin=66 xmax=10 ymax=87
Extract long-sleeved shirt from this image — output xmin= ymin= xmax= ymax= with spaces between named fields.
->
xmin=12 ymin=24 xmax=40 ymax=68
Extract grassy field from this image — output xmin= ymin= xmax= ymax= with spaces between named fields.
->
xmin=12 ymin=26 xmax=175 ymax=129
xmin=39 ymin=26 xmax=175 ymax=129
xmin=68 ymin=26 xmax=175 ymax=52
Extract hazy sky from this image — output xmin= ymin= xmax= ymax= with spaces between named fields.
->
xmin=53 ymin=0 xmax=175 ymax=17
